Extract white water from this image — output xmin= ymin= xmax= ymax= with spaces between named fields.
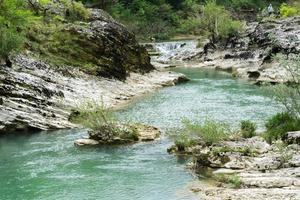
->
xmin=152 ymin=40 xmax=200 ymax=63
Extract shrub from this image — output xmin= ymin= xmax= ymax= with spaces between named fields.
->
xmin=70 ymin=100 xmax=115 ymax=130
xmin=0 ymin=0 xmax=33 ymax=60
xmin=264 ymin=112 xmax=300 ymax=143
xmin=180 ymin=119 xmax=231 ymax=146
xmin=70 ymin=100 xmax=139 ymax=142
xmin=214 ymin=174 xmax=242 ymax=189
xmin=267 ymin=54 xmax=300 ymax=119
xmin=280 ymin=3 xmax=299 ymax=17
xmin=177 ymin=17 xmax=201 ymax=34
xmin=173 ymin=132 xmax=198 ymax=151
xmin=0 ymin=28 xmax=24 ymax=61
xmin=240 ymin=120 xmax=257 ymax=138
xmin=62 ymin=0 xmax=91 ymax=21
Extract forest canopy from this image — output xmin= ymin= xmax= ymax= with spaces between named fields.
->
xmin=77 ymin=0 xmax=290 ymax=40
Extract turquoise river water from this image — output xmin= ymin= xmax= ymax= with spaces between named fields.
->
xmin=0 ymin=68 xmax=280 ymax=200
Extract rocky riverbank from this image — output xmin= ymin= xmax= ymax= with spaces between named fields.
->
xmin=147 ymin=17 xmax=300 ymax=84
xmin=169 ymin=134 xmax=300 ymax=199
xmin=189 ymin=16 xmax=300 ymax=84
xmin=0 ymin=54 xmax=187 ymax=134
xmin=0 ymin=3 xmax=188 ymax=134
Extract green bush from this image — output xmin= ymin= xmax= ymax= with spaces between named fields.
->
xmin=62 ymin=0 xmax=91 ymax=21
xmin=0 ymin=0 xmax=33 ymax=60
xmin=267 ymin=54 xmax=300 ymax=119
xmin=177 ymin=17 xmax=201 ymax=34
xmin=214 ymin=174 xmax=242 ymax=189
xmin=264 ymin=112 xmax=300 ymax=143
xmin=240 ymin=120 xmax=257 ymax=138
xmin=70 ymin=100 xmax=115 ymax=130
xmin=280 ymin=3 xmax=299 ymax=17
xmin=70 ymin=100 xmax=139 ymax=141
xmin=174 ymin=132 xmax=198 ymax=151
xmin=180 ymin=119 xmax=231 ymax=146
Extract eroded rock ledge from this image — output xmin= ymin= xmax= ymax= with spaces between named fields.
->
xmin=170 ymin=136 xmax=300 ymax=199
xmin=74 ymin=123 xmax=161 ymax=146
xmin=190 ymin=17 xmax=300 ymax=84
xmin=0 ymin=55 xmax=188 ymax=134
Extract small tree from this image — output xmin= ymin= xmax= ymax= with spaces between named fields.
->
xmin=200 ymin=0 xmax=243 ymax=43
xmin=0 ymin=0 xmax=32 ymax=65
xmin=269 ymin=54 xmax=300 ymax=119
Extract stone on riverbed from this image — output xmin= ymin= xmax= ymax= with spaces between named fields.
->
xmin=74 ymin=138 xmax=99 ymax=146
xmin=136 ymin=124 xmax=160 ymax=141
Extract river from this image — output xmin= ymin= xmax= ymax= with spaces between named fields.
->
xmin=0 ymin=41 xmax=281 ymax=200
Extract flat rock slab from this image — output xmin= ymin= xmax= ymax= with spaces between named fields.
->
xmin=136 ymin=124 xmax=161 ymax=141
xmin=283 ymin=131 xmax=300 ymax=145
xmin=74 ymin=139 xmax=99 ymax=146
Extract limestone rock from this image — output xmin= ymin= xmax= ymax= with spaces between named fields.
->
xmin=135 ymin=124 xmax=161 ymax=141
xmin=282 ymin=131 xmax=300 ymax=145
xmin=74 ymin=138 xmax=99 ymax=146
xmin=193 ymin=17 xmax=300 ymax=83
xmin=0 ymin=55 xmax=187 ymax=134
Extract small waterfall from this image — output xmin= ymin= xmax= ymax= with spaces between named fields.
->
xmin=152 ymin=40 xmax=199 ymax=63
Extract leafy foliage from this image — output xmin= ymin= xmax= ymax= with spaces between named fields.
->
xmin=267 ymin=54 xmax=300 ymax=119
xmin=264 ymin=112 xmax=300 ymax=143
xmin=171 ymin=119 xmax=232 ymax=149
xmin=214 ymin=174 xmax=242 ymax=189
xmin=200 ymin=0 xmax=243 ymax=43
xmin=62 ymin=0 xmax=91 ymax=21
xmin=70 ymin=100 xmax=139 ymax=141
xmin=240 ymin=120 xmax=257 ymax=138
xmin=280 ymin=3 xmax=299 ymax=17
xmin=0 ymin=0 xmax=33 ymax=59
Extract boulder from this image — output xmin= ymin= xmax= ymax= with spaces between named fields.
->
xmin=282 ymin=131 xmax=300 ymax=145
xmin=135 ymin=124 xmax=161 ymax=141
xmin=74 ymin=138 xmax=99 ymax=146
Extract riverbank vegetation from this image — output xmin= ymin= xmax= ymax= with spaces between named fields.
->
xmin=170 ymin=54 xmax=300 ymax=151
xmin=0 ymin=0 xmax=33 ymax=64
xmin=263 ymin=54 xmax=300 ymax=143
xmin=171 ymin=119 xmax=232 ymax=151
xmin=70 ymin=101 xmax=139 ymax=143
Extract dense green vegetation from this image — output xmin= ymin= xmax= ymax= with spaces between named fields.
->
xmin=1 ymin=0 xmax=299 ymax=61
xmin=0 ymin=0 xmax=91 ymax=67
xmin=78 ymin=0 xmax=293 ymax=40
xmin=200 ymin=0 xmax=243 ymax=43
xmin=0 ymin=0 xmax=33 ymax=63
xmin=213 ymin=174 xmax=242 ymax=189
xmin=172 ymin=119 xmax=232 ymax=150
xmin=280 ymin=2 xmax=300 ymax=17
xmin=240 ymin=120 xmax=257 ymax=138
xmin=264 ymin=54 xmax=300 ymax=143
xmin=264 ymin=113 xmax=300 ymax=143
